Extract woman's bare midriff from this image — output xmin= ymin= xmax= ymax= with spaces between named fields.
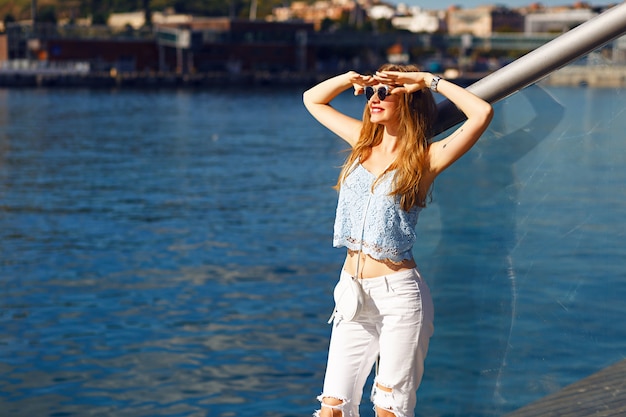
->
xmin=343 ymin=250 xmax=416 ymax=279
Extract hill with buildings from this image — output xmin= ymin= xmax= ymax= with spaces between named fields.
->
xmin=1 ymin=0 xmax=624 ymax=88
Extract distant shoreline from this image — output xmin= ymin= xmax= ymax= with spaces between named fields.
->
xmin=542 ymin=65 xmax=626 ymax=88
xmin=0 ymin=70 xmax=489 ymax=89
xmin=0 ymin=70 xmax=318 ymax=89
xmin=1 ymin=66 xmax=625 ymax=88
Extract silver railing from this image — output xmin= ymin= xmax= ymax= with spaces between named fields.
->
xmin=434 ymin=2 xmax=626 ymax=135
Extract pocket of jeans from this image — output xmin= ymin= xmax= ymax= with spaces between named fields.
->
xmin=386 ymin=278 xmax=422 ymax=317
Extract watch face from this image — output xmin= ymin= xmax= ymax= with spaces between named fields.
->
xmin=431 ymin=77 xmax=439 ymax=91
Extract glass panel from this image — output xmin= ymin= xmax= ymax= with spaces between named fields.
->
xmin=417 ymin=82 xmax=626 ymax=416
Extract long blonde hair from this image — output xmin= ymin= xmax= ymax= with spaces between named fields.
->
xmin=336 ymin=63 xmax=438 ymax=210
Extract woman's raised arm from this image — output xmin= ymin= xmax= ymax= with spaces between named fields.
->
xmin=376 ymin=71 xmax=493 ymax=176
xmin=303 ymin=71 xmax=370 ymax=147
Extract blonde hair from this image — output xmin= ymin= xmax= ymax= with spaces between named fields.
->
xmin=336 ymin=63 xmax=438 ymax=211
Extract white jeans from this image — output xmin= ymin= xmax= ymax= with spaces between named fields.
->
xmin=316 ymin=268 xmax=434 ymax=417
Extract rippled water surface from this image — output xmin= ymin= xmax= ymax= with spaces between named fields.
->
xmin=1 ymin=84 xmax=625 ymax=416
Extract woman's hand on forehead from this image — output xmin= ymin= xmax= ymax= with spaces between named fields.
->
xmin=348 ymin=72 xmax=379 ymax=96
xmin=374 ymin=71 xmax=429 ymax=94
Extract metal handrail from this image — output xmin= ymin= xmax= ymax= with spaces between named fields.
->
xmin=433 ymin=2 xmax=626 ymax=135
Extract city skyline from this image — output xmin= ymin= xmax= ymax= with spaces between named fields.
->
xmin=394 ymin=0 xmax=607 ymax=10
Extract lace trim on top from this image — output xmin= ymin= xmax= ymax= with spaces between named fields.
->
xmin=333 ymin=163 xmax=421 ymax=263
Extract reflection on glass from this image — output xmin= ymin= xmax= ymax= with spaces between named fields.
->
xmin=419 ymin=85 xmax=565 ymax=416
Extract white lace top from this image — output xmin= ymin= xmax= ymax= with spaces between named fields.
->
xmin=333 ymin=163 xmax=421 ymax=262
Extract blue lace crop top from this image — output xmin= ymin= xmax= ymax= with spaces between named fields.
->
xmin=333 ymin=163 xmax=422 ymax=263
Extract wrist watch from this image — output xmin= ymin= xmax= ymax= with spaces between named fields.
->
xmin=430 ymin=76 xmax=441 ymax=92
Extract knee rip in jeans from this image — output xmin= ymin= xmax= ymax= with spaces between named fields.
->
xmin=371 ymin=380 xmax=406 ymax=417
xmin=313 ymin=394 xmax=355 ymax=417
xmin=314 ymin=394 xmax=349 ymax=417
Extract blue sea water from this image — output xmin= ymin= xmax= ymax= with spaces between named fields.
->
xmin=0 ymin=83 xmax=625 ymax=417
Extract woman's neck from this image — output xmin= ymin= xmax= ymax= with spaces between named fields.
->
xmin=377 ymin=131 xmax=400 ymax=155
xmin=363 ymin=134 xmax=400 ymax=177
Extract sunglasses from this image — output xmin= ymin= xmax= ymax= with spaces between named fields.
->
xmin=365 ymin=85 xmax=391 ymax=101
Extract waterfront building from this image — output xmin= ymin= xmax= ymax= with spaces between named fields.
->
xmin=156 ymin=18 xmax=315 ymax=73
xmin=524 ymin=8 xmax=598 ymax=34
xmin=391 ymin=8 xmax=445 ymax=33
xmin=0 ymin=34 xmax=7 ymax=61
xmin=367 ymin=4 xmax=396 ymax=20
xmin=107 ymin=10 xmax=193 ymax=30
xmin=447 ymin=5 xmax=524 ymax=36
xmin=272 ymin=1 xmax=347 ymax=30
xmin=46 ymin=37 xmax=159 ymax=72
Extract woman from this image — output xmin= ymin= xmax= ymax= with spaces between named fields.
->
xmin=303 ymin=64 xmax=493 ymax=417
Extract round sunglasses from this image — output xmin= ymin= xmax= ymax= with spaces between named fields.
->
xmin=364 ymin=85 xmax=391 ymax=101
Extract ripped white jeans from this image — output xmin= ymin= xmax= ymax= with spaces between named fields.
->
xmin=315 ymin=268 xmax=434 ymax=417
